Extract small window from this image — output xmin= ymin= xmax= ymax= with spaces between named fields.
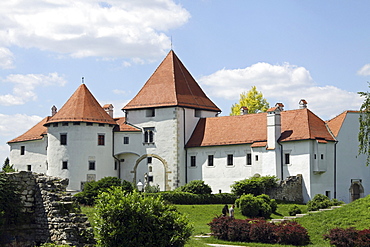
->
xmin=149 ymin=166 xmax=152 ymax=172
xmin=73 ymin=122 xmax=80 ymax=125
xmin=98 ymin=134 xmax=105 ymax=146
xmin=321 ymin=154 xmax=324 ymax=160
xmin=247 ymin=153 xmax=252 ymax=165
xmin=227 ymin=154 xmax=233 ymax=166
xmin=53 ymin=123 xmax=58 ymax=127
xmin=146 ymin=109 xmax=155 ymax=117
xmin=60 ymin=134 xmax=67 ymax=145
xmin=86 ymin=122 xmax=93 ymax=126
xmin=27 ymin=165 xmax=31 ymax=171
xmin=123 ymin=136 xmax=129 ymax=144
xmin=195 ymin=109 xmax=201 ymax=117
xmin=148 ymin=176 xmax=153 ymax=182
xmin=144 ymin=128 xmax=154 ymax=143
xmin=314 ymin=154 xmax=317 ymax=159
xmin=325 ymin=191 xmax=331 ymax=199
xmin=190 ymin=156 xmax=196 ymax=167
xmin=89 ymin=161 xmax=95 ymax=170
xmin=62 ymin=122 xmax=68 ymax=126
xmin=62 ymin=161 xmax=68 ymax=169
xmin=208 ymin=155 xmax=214 ymax=166
xmin=114 ymin=161 xmax=118 ymax=170
xmin=147 ymin=157 xmax=152 ymax=164
xmin=285 ymin=153 xmax=290 ymax=165
xmin=20 ymin=146 xmax=25 ymax=155
xmin=255 ymin=155 xmax=259 ymax=161
xmin=99 ymin=123 xmax=105 ymax=127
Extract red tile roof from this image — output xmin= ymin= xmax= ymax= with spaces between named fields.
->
xmin=186 ymin=108 xmax=335 ymax=148
xmin=8 ymin=117 xmax=50 ymax=143
xmin=114 ymin=117 xmax=141 ymax=132
xmin=326 ymin=110 xmax=359 ymax=137
xmin=123 ymin=50 xmax=221 ymax=112
xmin=46 ymin=84 xmax=117 ymax=125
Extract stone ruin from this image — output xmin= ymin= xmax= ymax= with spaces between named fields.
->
xmin=267 ymin=174 xmax=303 ymax=203
xmin=0 ymin=171 xmax=95 ymax=246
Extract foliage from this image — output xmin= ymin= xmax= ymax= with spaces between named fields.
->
xmin=144 ymin=184 xmax=160 ymax=193
xmin=358 ymin=82 xmax=370 ymax=166
xmin=0 ymin=173 xmax=23 ymax=227
xmin=175 ymin=180 xmax=212 ymax=194
xmin=307 ymin=194 xmax=343 ymax=211
xmin=323 ymin=227 xmax=370 ymax=247
xmin=147 ymin=192 xmax=237 ymax=205
xmin=235 ymin=194 xmax=276 ymax=218
xmin=95 ymin=188 xmax=193 ymax=247
xmin=208 ymin=216 xmax=310 ymax=246
xmin=2 ymin=158 xmax=15 ymax=172
xmin=230 ymin=86 xmax=270 ymax=115
xmin=74 ymin=177 xmax=134 ymax=205
xmin=288 ymin=205 xmax=302 ymax=216
xmin=231 ymin=175 xmax=278 ymax=196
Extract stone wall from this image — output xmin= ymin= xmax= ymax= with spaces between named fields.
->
xmin=267 ymin=174 xmax=303 ymax=203
xmin=0 ymin=171 xmax=95 ymax=247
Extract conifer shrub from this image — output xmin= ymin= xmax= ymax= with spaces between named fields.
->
xmin=307 ymin=194 xmax=343 ymax=211
xmin=95 ymin=188 xmax=192 ymax=247
xmin=288 ymin=205 xmax=302 ymax=216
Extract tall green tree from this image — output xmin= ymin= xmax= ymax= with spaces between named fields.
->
xmin=2 ymin=157 xmax=15 ymax=172
xmin=230 ymin=86 xmax=269 ymax=115
xmin=358 ymin=83 xmax=370 ymax=166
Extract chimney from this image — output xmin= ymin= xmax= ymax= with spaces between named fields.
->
xmin=51 ymin=105 xmax=57 ymax=116
xmin=299 ymin=99 xmax=307 ymax=109
xmin=240 ymin=106 xmax=248 ymax=115
xmin=103 ymin=104 xmax=114 ymax=118
xmin=266 ymin=103 xmax=283 ymax=149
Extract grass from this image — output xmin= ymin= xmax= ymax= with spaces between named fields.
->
xmin=80 ymin=197 xmax=370 ymax=246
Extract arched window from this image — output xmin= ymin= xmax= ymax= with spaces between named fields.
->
xmin=143 ymin=128 xmax=155 ymax=144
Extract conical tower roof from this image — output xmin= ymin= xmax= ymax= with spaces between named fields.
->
xmin=123 ymin=50 xmax=221 ymax=112
xmin=46 ymin=84 xmax=116 ymax=125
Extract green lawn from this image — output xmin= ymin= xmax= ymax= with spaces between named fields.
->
xmin=81 ymin=197 xmax=370 ymax=246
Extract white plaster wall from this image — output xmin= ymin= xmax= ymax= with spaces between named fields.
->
xmin=9 ymin=138 xmax=47 ymax=173
xmin=335 ymin=112 xmax=369 ymax=203
xmin=47 ymin=123 xmax=116 ymax=191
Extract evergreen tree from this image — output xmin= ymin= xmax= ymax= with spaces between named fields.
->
xmin=358 ymin=83 xmax=370 ymax=166
xmin=2 ymin=157 xmax=15 ymax=172
xmin=230 ymin=86 xmax=269 ymax=115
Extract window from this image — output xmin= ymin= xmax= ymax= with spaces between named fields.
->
xmin=99 ymin=123 xmax=105 ymax=127
xmin=62 ymin=122 xmax=68 ymax=126
xmin=20 ymin=146 xmax=25 ymax=155
xmin=227 ymin=154 xmax=233 ymax=166
xmin=53 ymin=123 xmax=58 ymax=127
xmin=149 ymin=166 xmax=152 ymax=172
xmin=123 ymin=136 xmax=129 ymax=144
xmin=144 ymin=128 xmax=154 ymax=143
xmin=60 ymin=134 xmax=67 ymax=145
xmin=147 ymin=157 xmax=152 ymax=164
xmin=190 ymin=156 xmax=196 ymax=167
xmin=62 ymin=161 xmax=68 ymax=169
xmin=195 ymin=109 xmax=201 ymax=117
xmin=255 ymin=155 xmax=259 ymax=161
xmin=146 ymin=109 xmax=155 ymax=117
xmin=321 ymin=154 xmax=324 ymax=160
xmin=247 ymin=153 xmax=252 ymax=165
xmin=148 ymin=176 xmax=153 ymax=182
xmin=114 ymin=161 xmax=118 ymax=170
xmin=208 ymin=155 xmax=214 ymax=166
xmin=73 ymin=122 xmax=80 ymax=125
xmin=285 ymin=153 xmax=290 ymax=165
xmin=86 ymin=122 xmax=93 ymax=126
xmin=98 ymin=134 xmax=105 ymax=146
xmin=89 ymin=161 xmax=95 ymax=170
xmin=27 ymin=165 xmax=31 ymax=171
xmin=314 ymin=154 xmax=317 ymax=159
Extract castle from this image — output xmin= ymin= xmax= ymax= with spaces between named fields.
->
xmin=8 ymin=50 xmax=368 ymax=203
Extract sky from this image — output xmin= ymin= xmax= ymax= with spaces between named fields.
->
xmin=1 ymin=0 xmax=370 ymax=164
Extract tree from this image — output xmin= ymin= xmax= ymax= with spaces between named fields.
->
xmin=175 ymin=180 xmax=212 ymax=194
xmin=358 ymin=83 xmax=370 ymax=166
xmin=230 ymin=86 xmax=270 ymax=116
xmin=2 ymin=157 xmax=15 ymax=172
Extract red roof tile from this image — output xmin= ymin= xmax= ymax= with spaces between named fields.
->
xmin=114 ymin=117 xmax=141 ymax=132
xmin=186 ymin=108 xmax=335 ymax=148
xmin=46 ymin=84 xmax=117 ymax=125
xmin=326 ymin=111 xmax=348 ymax=137
xmin=123 ymin=50 xmax=220 ymax=112
xmin=8 ymin=117 xmax=50 ymax=143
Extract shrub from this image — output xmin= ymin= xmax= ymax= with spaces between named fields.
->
xmin=249 ymin=219 xmax=278 ymax=243
xmin=276 ymin=221 xmax=310 ymax=245
xmin=231 ymin=175 xmax=278 ymax=196
xmin=288 ymin=205 xmax=302 ymax=216
xmin=236 ymin=194 xmax=276 ymax=218
xmin=95 ymin=188 xmax=193 ymax=247
xmin=147 ymin=192 xmax=237 ymax=204
xmin=175 ymin=180 xmax=212 ymax=194
xmin=0 ymin=173 xmax=23 ymax=226
xmin=324 ymin=227 xmax=370 ymax=247
xmin=307 ymin=194 xmax=343 ymax=211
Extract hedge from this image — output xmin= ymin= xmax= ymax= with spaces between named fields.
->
xmin=145 ymin=192 xmax=237 ymax=205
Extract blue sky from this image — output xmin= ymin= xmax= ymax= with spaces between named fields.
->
xmin=1 ymin=0 xmax=370 ymax=163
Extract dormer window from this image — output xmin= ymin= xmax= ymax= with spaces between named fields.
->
xmin=146 ymin=109 xmax=155 ymax=117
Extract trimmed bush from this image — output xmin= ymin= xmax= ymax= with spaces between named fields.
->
xmin=175 ymin=180 xmax=212 ymax=194
xmin=231 ymin=175 xmax=278 ymax=196
xmin=307 ymin=194 xmax=343 ymax=211
xmin=324 ymin=227 xmax=370 ymax=247
xmin=249 ymin=219 xmax=278 ymax=243
xmin=235 ymin=194 xmax=276 ymax=218
xmin=95 ymin=188 xmax=193 ymax=247
xmin=288 ymin=205 xmax=302 ymax=216
xmin=276 ymin=221 xmax=310 ymax=245
xmin=146 ymin=192 xmax=237 ymax=205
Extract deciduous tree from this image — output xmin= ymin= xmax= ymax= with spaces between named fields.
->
xmin=230 ymin=86 xmax=269 ymax=115
xmin=358 ymin=83 xmax=370 ymax=166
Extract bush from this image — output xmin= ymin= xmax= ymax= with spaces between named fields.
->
xmin=231 ymin=175 xmax=278 ymax=196
xmin=147 ymin=192 xmax=237 ymax=205
xmin=323 ymin=227 xmax=370 ymax=247
xmin=235 ymin=194 xmax=276 ymax=218
xmin=307 ymin=194 xmax=343 ymax=211
xmin=289 ymin=205 xmax=302 ymax=216
xmin=95 ymin=188 xmax=193 ymax=247
xmin=208 ymin=217 xmax=310 ymax=246
xmin=175 ymin=180 xmax=212 ymax=194
xmin=0 ymin=173 xmax=23 ymax=226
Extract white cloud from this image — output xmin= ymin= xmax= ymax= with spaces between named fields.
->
xmin=0 ymin=114 xmax=43 ymax=162
xmin=199 ymin=62 xmax=363 ymax=120
xmin=0 ymin=0 xmax=190 ymax=61
xmin=357 ymin=64 xmax=370 ymax=76
xmin=0 ymin=73 xmax=66 ymax=106
xmin=0 ymin=47 xmax=15 ymax=69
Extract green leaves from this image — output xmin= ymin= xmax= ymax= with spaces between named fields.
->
xmin=358 ymin=83 xmax=370 ymax=166
xmin=230 ymin=86 xmax=270 ymax=115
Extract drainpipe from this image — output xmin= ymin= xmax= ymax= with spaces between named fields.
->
xmin=334 ymin=140 xmax=338 ymax=199
xmin=278 ymin=142 xmax=284 ymax=180
xmin=112 ymin=126 xmax=121 ymax=179
xmin=183 ymin=108 xmax=188 ymax=184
